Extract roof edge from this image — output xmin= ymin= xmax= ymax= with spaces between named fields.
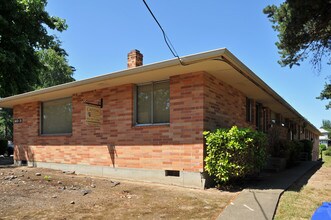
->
xmin=0 ymin=48 xmax=227 ymax=104
xmin=221 ymin=50 xmax=320 ymax=134
xmin=0 ymin=48 xmax=320 ymax=134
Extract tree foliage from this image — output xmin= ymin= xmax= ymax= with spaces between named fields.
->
xmin=0 ymin=109 xmax=12 ymax=140
xmin=263 ymin=0 xmax=331 ymax=68
xmin=322 ymin=120 xmax=331 ymax=130
xmin=35 ymin=47 xmax=75 ymax=89
xmin=317 ymin=80 xmax=331 ymax=109
xmin=0 ymin=0 xmax=68 ymax=97
xmin=204 ymin=126 xmax=267 ymax=184
xmin=322 ymin=119 xmax=331 ymax=138
xmin=0 ymin=0 xmax=75 ymax=140
xmin=264 ymin=0 xmax=331 ymax=109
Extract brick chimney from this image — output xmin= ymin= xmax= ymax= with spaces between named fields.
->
xmin=127 ymin=49 xmax=143 ymax=68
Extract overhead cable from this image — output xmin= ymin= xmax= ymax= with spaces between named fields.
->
xmin=142 ymin=0 xmax=185 ymax=65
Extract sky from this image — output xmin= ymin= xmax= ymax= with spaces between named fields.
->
xmin=46 ymin=0 xmax=330 ymax=128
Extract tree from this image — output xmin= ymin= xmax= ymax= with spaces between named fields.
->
xmin=263 ymin=0 xmax=331 ymax=108
xmin=0 ymin=0 xmax=68 ymax=97
xmin=0 ymin=0 xmax=75 ymax=141
xmin=322 ymin=119 xmax=331 ymax=139
xmin=317 ymin=80 xmax=331 ymax=109
xmin=35 ymin=46 xmax=75 ymax=89
xmin=322 ymin=119 xmax=331 ymax=129
xmin=321 ymin=119 xmax=331 ymax=141
xmin=0 ymin=109 xmax=13 ymax=140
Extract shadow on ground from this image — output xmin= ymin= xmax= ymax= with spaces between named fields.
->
xmin=285 ymin=162 xmax=323 ymax=192
xmin=214 ymin=161 xmax=322 ymax=193
xmin=245 ymin=161 xmax=322 ymax=191
xmin=217 ymin=161 xmax=321 ymax=220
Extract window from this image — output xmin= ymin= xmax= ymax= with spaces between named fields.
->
xmin=256 ymin=103 xmax=262 ymax=130
xmin=135 ymin=81 xmax=170 ymax=125
xmin=41 ymin=97 xmax=72 ymax=135
xmin=246 ymin=97 xmax=252 ymax=122
xmin=270 ymin=111 xmax=276 ymax=124
xmin=262 ymin=108 xmax=268 ymax=133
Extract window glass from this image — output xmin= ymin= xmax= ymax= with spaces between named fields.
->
xmin=137 ymin=84 xmax=152 ymax=124
xmin=42 ymin=97 xmax=72 ymax=134
xmin=136 ymin=81 xmax=169 ymax=124
xmin=153 ymin=82 xmax=170 ymax=123
xmin=256 ymin=103 xmax=261 ymax=130
xmin=246 ymin=97 xmax=252 ymax=122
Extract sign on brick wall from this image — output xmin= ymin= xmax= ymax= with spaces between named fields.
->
xmin=14 ymin=118 xmax=23 ymax=124
xmin=86 ymin=105 xmax=101 ymax=125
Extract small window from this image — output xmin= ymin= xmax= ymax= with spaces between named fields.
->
xmin=41 ymin=97 xmax=72 ymax=135
xmin=256 ymin=103 xmax=262 ymax=130
xmin=262 ymin=108 xmax=268 ymax=133
xmin=246 ymin=97 xmax=252 ymax=122
xmin=276 ymin=113 xmax=282 ymax=125
xmin=135 ymin=81 xmax=170 ymax=125
xmin=165 ymin=170 xmax=180 ymax=177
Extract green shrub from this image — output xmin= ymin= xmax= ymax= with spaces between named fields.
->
xmin=278 ymin=139 xmax=290 ymax=158
xmin=285 ymin=140 xmax=303 ymax=166
xmin=300 ymin=140 xmax=313 ymax=161
xmin=320 ymin=144 xmax=327 ymax=152
xmin=0 ymin=139 xmax=7 ymax=155
xmin=325 ymin=147 xmax=331 ymax=156
xmin=204 ymin=126 xmax=268 ymax=184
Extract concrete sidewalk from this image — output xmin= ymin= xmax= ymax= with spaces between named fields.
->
xmin=217 ymin=161 xmax=321 ymax=220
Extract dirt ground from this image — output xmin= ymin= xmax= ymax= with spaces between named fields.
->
xmin=0 ymin=165 xmax=236 ymax=220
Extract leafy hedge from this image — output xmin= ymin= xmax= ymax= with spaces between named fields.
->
xmin=204 ymin=126 xmax=267 ymax=184
xmin=285 ymin=140 xmax=303 ymax=166
xmin=320 ymin=144 xmax=327 ymax=152
xmin=325 ymin=147 xmax=331 ymax=156
xmin=300 ymin=140 xmax=313 ymax=161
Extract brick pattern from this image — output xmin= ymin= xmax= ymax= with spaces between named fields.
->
xmin=13 ymin=70 xmax=321 ymax=171
xmin=127 ymin=49 xmax=143 ymax=68
xmin=13 ymin=102 xmax=40 ymax=142
xmin=203 ymin=73 xmax=252 ymax=131
xmin=13 ymin=72 xmax=206 ymax=172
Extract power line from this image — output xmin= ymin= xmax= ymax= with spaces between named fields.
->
xmin=141 ymin=0 xmax=185 ymax=65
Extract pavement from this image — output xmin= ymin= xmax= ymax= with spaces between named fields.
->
xmin=217 ymin=161 xmax=321 ymax=220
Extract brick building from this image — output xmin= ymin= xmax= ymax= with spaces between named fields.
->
xmin=0 ymin=48 xmax=320 ymax=188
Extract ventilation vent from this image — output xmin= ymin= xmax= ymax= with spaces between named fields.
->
xmin=165 ymin=170 xmax=180 ymax=177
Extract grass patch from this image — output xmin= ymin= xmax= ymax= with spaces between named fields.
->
xmin=322 ymin=152 xmax=331 ymax=167
xmin=274 ymin=153 xmax=331 ymax=219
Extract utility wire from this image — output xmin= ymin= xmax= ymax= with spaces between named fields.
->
xmin=142 ymin=0 xmax=185 ymax=65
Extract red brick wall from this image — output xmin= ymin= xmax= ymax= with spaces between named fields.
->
xmin=13 ymin=72 xmax=206 ymax=172
xmin=15 ymin=70 xmax=316 ymax=171
xmin=203 ymin=73 xmax=253 ymax=131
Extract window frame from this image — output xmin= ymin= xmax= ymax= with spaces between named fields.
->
xmin=255 ymin=102 xmax=262 ymax=130
xmin=262 ymin=107 xmax=268 ymax=133
xmin=133 ymin=80 xmax=170 ymax=126
xmin=40 ymin=97 xmax=73 ymax=136
xmin=246 ymin=97 xmax=252 ymax=123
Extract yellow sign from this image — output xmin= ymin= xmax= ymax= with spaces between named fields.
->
xmin=86 ymin=105 xmax=102 ymax=125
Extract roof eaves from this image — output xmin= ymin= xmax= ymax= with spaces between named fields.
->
xmin=0 ymin=48 xmax=228 ymax=105
xmin=221 ymin=50 xmax=321 ymax=134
